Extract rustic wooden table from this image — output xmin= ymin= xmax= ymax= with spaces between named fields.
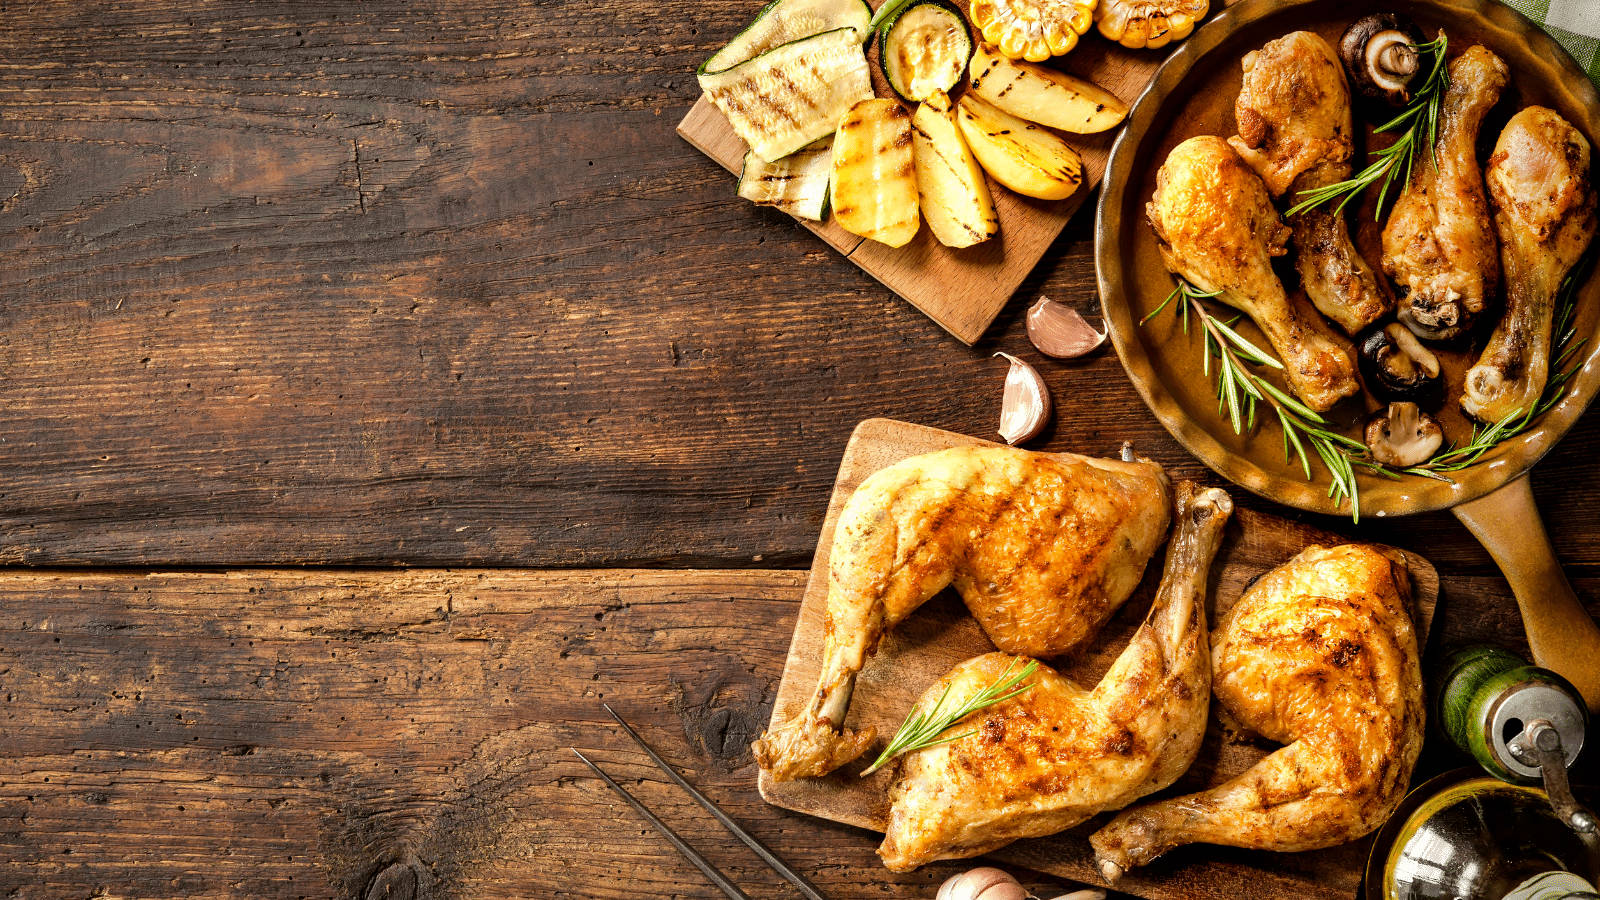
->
xmin=0 ymin=3 xmax=1596 ymax=898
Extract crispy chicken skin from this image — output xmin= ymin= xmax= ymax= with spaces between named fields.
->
xmin=1382 ymin=43 xmax=1509 ymax=340
xmin=1230 ymin=31 xmax=1391 ymax=334
xmin=1149 ymin=136 xmax=1361 ymax=411
xmin=1091 ymin=544 xmax=1424 ymax=879
xmin=752 ymin=446 xmax=1172 ymax=781
xmin=877 ymin=485 xmax=1231 ymax=871
xmin=1462 ymin=106 xmax=1598 ymax=423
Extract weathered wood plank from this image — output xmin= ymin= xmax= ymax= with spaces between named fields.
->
xmin=0 ymin=568 xmax=1593 ymax=898
xmin=1 ymin=2 xmax=1593 ymax=570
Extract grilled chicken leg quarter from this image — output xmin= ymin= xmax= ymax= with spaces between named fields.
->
xmin=1229 ymin=31 xmax=1391 ymax=335
xmin=1462 ymin=107 xmax=1598 ymax=423
xmin=878 ymin=484 xmax=1232 ymax=871
xmin=751 ymin=446 xmax=1171 ymax=781
xmin=1091 ymin=544 xmax=1424 ymax=880
xmin=1149 ymin=136 xmax=1361 ymax=411
xmin=1382 ymin=44 xmax=1509 ymax=340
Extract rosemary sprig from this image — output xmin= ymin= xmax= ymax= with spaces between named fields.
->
xmin=859 ymin=658 xmax=1038 ymax=777
xmin=1144 ymin=280 xmax=1379 ymax=521
xmin=1287 ymin=34 xmax=1449 ymax=219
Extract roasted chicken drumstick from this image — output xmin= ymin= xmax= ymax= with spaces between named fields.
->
xmin=1382 ymin=44 xmax=1509 ymax=340
xmin=1230 ymin=31 xmax=1390 ymax=335
xmin=1150 ymin=136 xmax=1360 ymax=411
xmin=879 ymin=484 xmax=1232 ymax=871
xmin=1462 ymin=106 xmax=1598 ymax=423
xmin=751 ymin=445 xmax=1171 ymax=781
xmin=1091 ymin=544 xmax=1424 ymax=880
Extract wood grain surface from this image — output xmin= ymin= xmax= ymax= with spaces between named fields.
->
xmin=0 ymin=0 xmax=1597 ymax=575
xmin=757 ymin=419 xmax=1438 ymax=900
xmin=0 ymin=567 xmax=1586 ymax=900
xmin=0 ymin=0 xmax=1597 ymax=898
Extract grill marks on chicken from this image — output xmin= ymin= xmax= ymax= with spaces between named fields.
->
xmin=1462 ymin=107 xmax=1598 ymax=423
xmin=878 ymin=484 xmax=1232 ymax=871
xmin=1149 ymin=136 xmax=1361 ymax=411
xmin=1090 ymin=544 xmax=1424 ymax=880
xmin=1382 ymin=44 xmax=1509 ymax=340
xmin=751 ymin=446 xmax=1172 ymax=781
xmin=1230 ymin=31 xmax=1391 ymax=335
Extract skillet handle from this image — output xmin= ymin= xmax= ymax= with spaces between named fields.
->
xmin=1453 ymin=474 xmax=1600 ymax=713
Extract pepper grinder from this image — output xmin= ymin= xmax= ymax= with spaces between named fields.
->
xmin=1438 ymin=645 xmax=1596 ymax=834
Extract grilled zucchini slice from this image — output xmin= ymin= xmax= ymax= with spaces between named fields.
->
xmin=738 ymin=137 xmax=833 ymax=220
xmin=912 ymin=92 xmax=997 ymax=247
xmin=699 ymin=27 xmax=874 ymax=162
xmin=831 ymin=98 xmax=921 ymax=247
xmin=956 ymin=92 xmax=1083 ymax=200
xmin=700 ymin=0 xmax=873 ymax=74
xmin=878 ymin=0 xmax=974 ymax=103
xmin=967 ymin=43 xmax=1127 ymax=134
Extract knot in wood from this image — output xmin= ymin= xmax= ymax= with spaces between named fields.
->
xmin=363 ymin=859 xmax=423 ymax=900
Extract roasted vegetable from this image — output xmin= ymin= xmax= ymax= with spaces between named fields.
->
xmin=956 ymin=92 xmax=1083 ymax=201
xmin=1339 ymin=14 xmax=1425 ymax=108
xmin=1095 ymin=0 xmax=1207 ymax=50
xmin=879 ymin=0 xmax=974 ymax=102
xmin=1357 ymin=322 xmax=1443 ymax=406
xmin=832 ymin=98 xmax=922 ymax=247
xmin=1364 ymin=402 xmax=1443 ymax=467
xmin=738 ymin=137 xmax=833 ymax=220
xmin=968 ymin=0 xmax=1094 ymax=61
xmin=912 ymin=92 xmax=997 ymax=248
xmin=699 ymin=28 xmax=874 ymax=162
xmin=967 ymin=43 xmax=1127 ymax=134
xmin=700 ymin=0 xmax=873 ymax=74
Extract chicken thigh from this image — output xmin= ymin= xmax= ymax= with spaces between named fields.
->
xmin=1229 ymin=31 xmax=1390 ymax=334
xmin=1149 ymin=136 xmax=1360 ymax=411
xmin=1382 ymin=43 xmax=1509 ymax=339
xmin=752 ymin=445 xmax=1172 ymax=781
xmin=879 ymin=484 xmax=1232 ymax=871
xmin=1091 ymin=544 xmax=1424 ymax=880
xmin=1462 ymin=106 xmax=1598 ymax=423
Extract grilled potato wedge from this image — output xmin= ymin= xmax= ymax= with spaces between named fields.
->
xmin=967 ymin=43 xmax=1128 ymax=134
xmin=956 ymin=92 xmax=1083 ymax=201
xmin=912 ymin=92 xmax=998 ymax=247
xmin=831 ymin=98 xmax=921 ymax=247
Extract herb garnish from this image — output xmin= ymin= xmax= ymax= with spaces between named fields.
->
xmin=1287 ymin=34 xmax=1449 ymax=219
xmin=1142 ymin=280 xmax=1389 ymax=521
xmin=859 ymin=658 xmax=1038 ymax=777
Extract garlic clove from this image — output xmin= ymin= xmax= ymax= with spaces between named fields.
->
xmin=995 ymin=352 xmax=1052 ymax=445
xmin=976 ymin=881 xmax=1032 ymax=900
xmin=1041 ymin=892 xmax=1108 ymax=900
xmin=1026 ymin=296 xmax=1107 ymax=359
xmin=938 ymin=867 xmax=1021 ymax=900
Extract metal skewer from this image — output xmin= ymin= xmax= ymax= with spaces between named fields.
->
xmin=603 ymin=703 xmax=829 ymax=900
xmin=569 ymin=747 xmax=752 ymax=900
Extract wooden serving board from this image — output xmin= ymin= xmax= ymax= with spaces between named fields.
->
xmin=758 ymin=418 xmax=1439 ymax=900
xmin=677 ymin=20 xmax=1172 ymax=345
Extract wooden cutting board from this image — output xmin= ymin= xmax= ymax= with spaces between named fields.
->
xmin=677 ymin=21 xmax=1172 ymax=345
xmin=758 ymin=418 xmax=1439 ymax=900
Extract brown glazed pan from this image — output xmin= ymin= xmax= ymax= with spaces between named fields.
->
xmin=1097 ymin=0 xmax=1600 ymax=709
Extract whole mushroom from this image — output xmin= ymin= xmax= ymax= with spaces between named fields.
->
xmin=1358 ymin=322 xmax=1444 ymax=406
xmin=1365 ymin=402 xmax=1444 ymax=467
xmin=1339 ymin=13 xmax=1426 ymax=107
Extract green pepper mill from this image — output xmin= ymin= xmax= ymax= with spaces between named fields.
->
xmin=1438 ymin=645 xmax=1596 ymax=833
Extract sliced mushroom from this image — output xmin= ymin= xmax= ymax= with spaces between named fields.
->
xmin=1358 ymin=322 xmax=1443 ymax=405
xmin=1364 ymin=401 xmax=1443 ymax=467
xmin=1339 ymin=14 xmax=1425 ymax=107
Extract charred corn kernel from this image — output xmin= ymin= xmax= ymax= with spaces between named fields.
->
xmin=1095 ymin=0 xmax=1206 ymax=49
xmin=970 ymin=0 xmax=1097 ymax=61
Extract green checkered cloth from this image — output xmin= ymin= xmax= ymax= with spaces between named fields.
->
xmin=1504 ymin=0 xmax=1600 ymax=83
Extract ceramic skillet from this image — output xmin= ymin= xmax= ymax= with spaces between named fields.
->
xmin=1096 ymin=0 xmax=1600 ymax=709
